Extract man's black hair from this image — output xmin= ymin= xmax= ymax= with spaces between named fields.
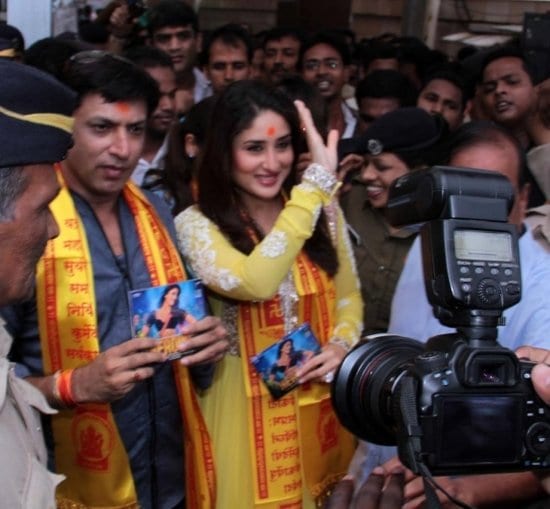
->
xmin=147 ymin=0 xmax=199 ymax=35
xmin=355 ymin=69 xmax=417 ymax=106
xmin=262 ymin=27 xmax=305 ymax=49
xmin=420 ymin=67 xmax=470 ymax=109
xmin=200 ymin=23 xmax=253 ymax=67
xmin=124 ymin=45 xmax=174 ymax=70
xmin=479 ymin=45 xmax=535 ymax=84
xmin=64 ymin=53 xmax=160 ymax=115
xmin=360 ymin=42 xmax=399 ymax=71
xmin=24 ymin=37 xmax=85 ymax=82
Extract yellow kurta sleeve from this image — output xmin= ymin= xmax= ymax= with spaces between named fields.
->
xmin=174 ymin=183 xmax=330 ymax=301
xmin=329 ymin=203 xmax=363 ymax=346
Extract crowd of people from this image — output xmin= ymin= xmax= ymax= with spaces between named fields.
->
xmin=0 ymin=1 xmax=549 ymax=508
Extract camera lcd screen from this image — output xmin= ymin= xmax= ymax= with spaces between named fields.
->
xmin=454 ymin=230 xmax=514 ymax=262
xmin=436 ymin=395 xmax=522 ymax=465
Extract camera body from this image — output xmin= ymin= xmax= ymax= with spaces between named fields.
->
xmin=333 ymin=166 xmax=550 ymax=476
xmin=397 ymin=339 xmax=550 ymax=475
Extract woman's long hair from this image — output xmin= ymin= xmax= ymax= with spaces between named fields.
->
xmin=158 ymin=284 xmax=181 ymax=309
xmin=197 ymin=80 xmax=338 ymax=276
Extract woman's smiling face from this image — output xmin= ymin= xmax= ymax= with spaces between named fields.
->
xmin=359 ymin=152 xmax=409 ymax=208
xmin=231 ymin=109 xmax=294 ymax=206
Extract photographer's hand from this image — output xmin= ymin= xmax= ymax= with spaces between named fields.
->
xmin=515 ymin=345 xmax=550 ymax=405
xmin=381 ymin=456 xmax=545 ymax=509
xmin=515 ymin=346 xmax=550 ymax=495
xmin=380 ymin=457 xmax=474 ymax=509
xmin=325 ymin=469 xmax=404 ymax=509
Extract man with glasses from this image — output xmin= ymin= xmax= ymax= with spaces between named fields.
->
xmin=3 ymin=52 xmax=227 ymax=509
xmin=301 ymin=32 xmax=357 ymax=139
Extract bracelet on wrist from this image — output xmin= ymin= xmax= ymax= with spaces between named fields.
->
xmin=55 ymin=368 xmax=77 ymax=408
xmin=302 ymin=163 xmax=339 ymax=195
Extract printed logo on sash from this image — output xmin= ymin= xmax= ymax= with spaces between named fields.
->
xmin=317 ymin=398 xmax=339 ymax=453
xmin=72 ymin=408 xmax=115 ymax=471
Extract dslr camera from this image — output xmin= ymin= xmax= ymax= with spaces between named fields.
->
xmin=333 ymin=166 xmax=550 ymax=476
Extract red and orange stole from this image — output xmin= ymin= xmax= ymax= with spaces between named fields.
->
xmin=240 ymin=251 xmax=355 ymax=508
xmin=36 ymin=167 xmax=215 ymax=508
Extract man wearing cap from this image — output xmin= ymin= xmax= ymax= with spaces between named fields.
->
xmin=0 ymin=23 xmax=25 ymax=61
xmin=340 ymin=107 xmax=445 ymax=336
xmin=0 ymin=59 xmax=75 ymax=507
xmin=3 ymin=53 xmax=227 ymax=509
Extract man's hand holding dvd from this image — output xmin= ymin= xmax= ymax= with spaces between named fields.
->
xmin=129 ymin=280 xmax=227 ymax=363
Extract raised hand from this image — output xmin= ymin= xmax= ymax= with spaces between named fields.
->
xmin=294 ymin=99 xmax=339 ymax=174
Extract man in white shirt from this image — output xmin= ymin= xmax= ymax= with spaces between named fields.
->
xmin=125 ymin=46 xmax=177 ymax=186
xmin=147 ymin=1 xmax=211 ymax=116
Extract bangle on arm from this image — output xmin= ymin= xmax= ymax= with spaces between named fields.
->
xmin=302 ymin=164 xmax=340 ymax=196
xmin=52 ymin=369 xmax=77 ymax=408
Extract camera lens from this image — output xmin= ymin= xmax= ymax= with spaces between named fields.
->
xmin=332 ymin=335 xmax=425 ymax=444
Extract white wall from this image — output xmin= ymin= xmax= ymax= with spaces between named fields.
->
xmin=7 ymin=0 xmax=52 ymax=47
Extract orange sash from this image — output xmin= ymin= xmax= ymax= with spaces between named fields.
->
xmin=36 ymin=167 xmax=215 ymax=508
xmin=240 ymin=251 xmax=355 ymax=508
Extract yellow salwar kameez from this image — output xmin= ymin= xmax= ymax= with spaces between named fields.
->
xmin=176 ymin=180 xmax=362 ymax=508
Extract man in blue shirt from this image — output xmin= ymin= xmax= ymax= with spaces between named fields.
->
xmin=3 ymin=52 xmax=227 ymax=509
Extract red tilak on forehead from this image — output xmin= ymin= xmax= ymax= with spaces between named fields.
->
xmin=266 ymin=126 xmax=276 ymax=137
xmin=115 ymin=102 xmax=131 ymax=114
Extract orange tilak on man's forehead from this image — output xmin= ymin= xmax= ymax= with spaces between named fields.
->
xmin=115 ymin=101 xmax=131 ymax=114
xmin=266 ymin=125 xmax=276 ymax=137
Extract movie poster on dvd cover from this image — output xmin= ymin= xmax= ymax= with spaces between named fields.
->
xmin=129 ymin=279 xmax=206 ymax=360
xmin=251 ymin=323 xmax=321 ymax=399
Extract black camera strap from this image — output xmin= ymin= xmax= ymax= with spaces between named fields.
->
xmin=419 ymin=463 xmax=474 ymax=509
xmin=399 ymin=376 xmax=474 ymax=509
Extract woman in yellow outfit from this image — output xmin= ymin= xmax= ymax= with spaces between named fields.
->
xmin=175 ymin=80 xmax=362 ymax=508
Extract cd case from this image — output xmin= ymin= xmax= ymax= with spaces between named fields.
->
xmin=251 ymin=323 xmax=321 ymax=399
xmin=129 ymin=279 xmax=206 ymax=361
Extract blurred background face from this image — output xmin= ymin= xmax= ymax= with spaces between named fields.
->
xmin=151 ymin=25 xmax=198 ymax=74
xmin=481 ymin=57 xmax=535 ymax=128
xmin=417 ymin=79 xmax=464 ymax=131
xmin=250 ymin=47 xmax=266 ymax=81
xmin=205 ymin=40 xmax=250 ymax=94
xmin=144 ymin=66 xmax=177 ymax=137
xmin=302 ymin=43 xmax=348 ymax=101
xmin=263 ymin=36 xmax=300 ymax=84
